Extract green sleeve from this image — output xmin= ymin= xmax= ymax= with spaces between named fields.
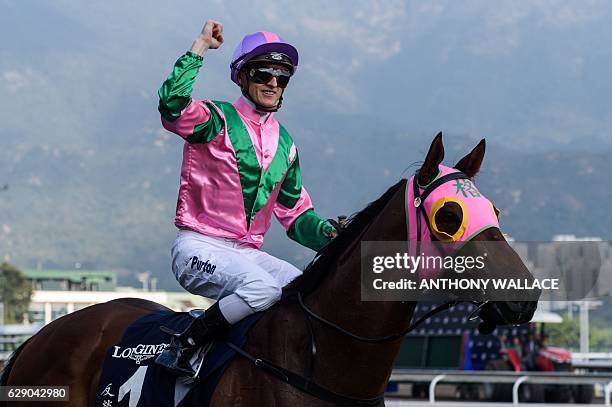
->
xmin=158 ymin=51 xmax=203 ymax=122
xmin=287 ymin=209 xmax=334 ymax=252
xmin=158 ymin=52 xmax=224 ymax=143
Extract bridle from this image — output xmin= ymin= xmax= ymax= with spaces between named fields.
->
xmin=228 ymin=170 xmax=506 ymax=406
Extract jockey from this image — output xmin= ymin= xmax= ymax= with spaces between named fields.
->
xmin=154 ymin=20 xmax=337 ymax=377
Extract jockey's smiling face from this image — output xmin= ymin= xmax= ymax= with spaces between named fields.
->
xmin=240 ymin=63 xmax=291 ymax=110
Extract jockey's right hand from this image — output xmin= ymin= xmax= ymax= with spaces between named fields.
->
xmin=191 ymin=20 xmax=224 ymax=55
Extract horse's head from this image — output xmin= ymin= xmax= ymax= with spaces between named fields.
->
xmin=411 ymin=133 xmax=539 ymax=333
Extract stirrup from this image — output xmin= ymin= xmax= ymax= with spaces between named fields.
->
xmin=155 ymin=336 xmax=214 ymax=384
xmin=155 ymin=336 xmax=196 ymax=377
xmin=178 ymin=340 xmax=214 ymax=385
xmin=157 ymin=302 xmax=229 ymax=376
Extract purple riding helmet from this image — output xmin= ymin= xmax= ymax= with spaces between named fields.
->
xmin=230 ymin=31 xmax=298 ymax=111
xmin=230 ymin=31 xmax=299 ymax=85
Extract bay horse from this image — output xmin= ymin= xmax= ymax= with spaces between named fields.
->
xmin=1 ymin=134 xmax=539 ymax=406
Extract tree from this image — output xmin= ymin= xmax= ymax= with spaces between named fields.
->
xmin=0 ymin=262 xmax=32 ymax=323
xmin=545 ymin=315 xmax=580 ymax=350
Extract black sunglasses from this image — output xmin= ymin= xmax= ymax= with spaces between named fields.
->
xmin=248 ymin=67 xmax=292 ymax=88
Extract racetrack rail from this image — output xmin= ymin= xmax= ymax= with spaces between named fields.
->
xmin=388 ymin=369 xmax=612 ymax=405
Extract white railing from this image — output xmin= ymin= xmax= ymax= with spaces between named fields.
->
xmin=389 ymin=369 xmax=612 ymax=405
xmin=0 ymin=324 xmax=42 ymax=358
xmin=573 ymin=353 xmax=612 ymax=360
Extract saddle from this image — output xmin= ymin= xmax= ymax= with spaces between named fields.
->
xmin=95 ymin=311 xmax=264 ymax=407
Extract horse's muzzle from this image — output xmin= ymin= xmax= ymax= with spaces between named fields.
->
xmin=478 ymin=300 xmax=538 ymax=333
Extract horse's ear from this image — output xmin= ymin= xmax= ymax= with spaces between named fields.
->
xmin=455 ymin=139 xmax=486 ymax=178
xmin=419 ymin=132 xmax=445 ymax=185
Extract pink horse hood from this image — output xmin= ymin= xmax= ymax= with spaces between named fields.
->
xmin=408 ymin=165 xmax=500 ymax=243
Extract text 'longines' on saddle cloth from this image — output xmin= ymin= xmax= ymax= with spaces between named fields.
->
xmin=95 ymin=310 xmax=264 ymax=407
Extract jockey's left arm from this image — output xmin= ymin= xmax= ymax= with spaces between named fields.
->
xmin=273 ymin=152 xmax=336 ymax=252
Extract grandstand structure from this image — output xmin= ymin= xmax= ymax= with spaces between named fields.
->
xmin=19 ymin=269 xmax=211 ymax=325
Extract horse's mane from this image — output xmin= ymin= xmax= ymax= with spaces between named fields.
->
xmin=282 ymin=178 xmax=407 ymax=299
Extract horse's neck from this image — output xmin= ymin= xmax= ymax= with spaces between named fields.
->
xmin=305 ymin=182 xmax=415 ymax=396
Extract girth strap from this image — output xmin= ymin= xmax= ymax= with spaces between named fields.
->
xmin=227 ymin=342 xmax=384 ymax=407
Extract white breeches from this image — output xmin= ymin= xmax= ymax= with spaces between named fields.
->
xmin=171 ymin=230 xmax=302 ymax=322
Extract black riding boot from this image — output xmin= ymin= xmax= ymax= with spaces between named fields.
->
xmin=155 ymin=302 xmax=230 ymax=377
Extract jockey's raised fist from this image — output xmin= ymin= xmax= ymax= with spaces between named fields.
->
xmin=200 ymin=20 xmax=224 ymax=49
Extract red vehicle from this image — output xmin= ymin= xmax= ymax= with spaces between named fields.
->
xmin=484 ymin=323 xmax=593 ymax=403
xmin=395 ymin=306 xmax=595 ymax=403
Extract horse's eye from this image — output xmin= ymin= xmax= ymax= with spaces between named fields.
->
xmin=432 ymin=201 xmax=465 ymax=240
xmin=438 ymin=211 xmax=459 ymax=223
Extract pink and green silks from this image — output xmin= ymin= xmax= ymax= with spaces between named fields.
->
xmin=159 ymin=52 xmax=332 ymax=251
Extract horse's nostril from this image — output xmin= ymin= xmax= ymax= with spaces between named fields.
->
xmin=497 ymin=301 xmax=538 ymax=325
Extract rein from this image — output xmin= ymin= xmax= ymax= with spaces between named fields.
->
xmin=229 ymin=171 xmax=488 ymax=406
xmin=297 ymin=292 xmax=458 ymax=343
xmin=228 ymin=297 xmax=465 ymax=406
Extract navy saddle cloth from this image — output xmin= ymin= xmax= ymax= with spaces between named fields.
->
xmin=95 ymin=310 xmax=264 ymax=407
